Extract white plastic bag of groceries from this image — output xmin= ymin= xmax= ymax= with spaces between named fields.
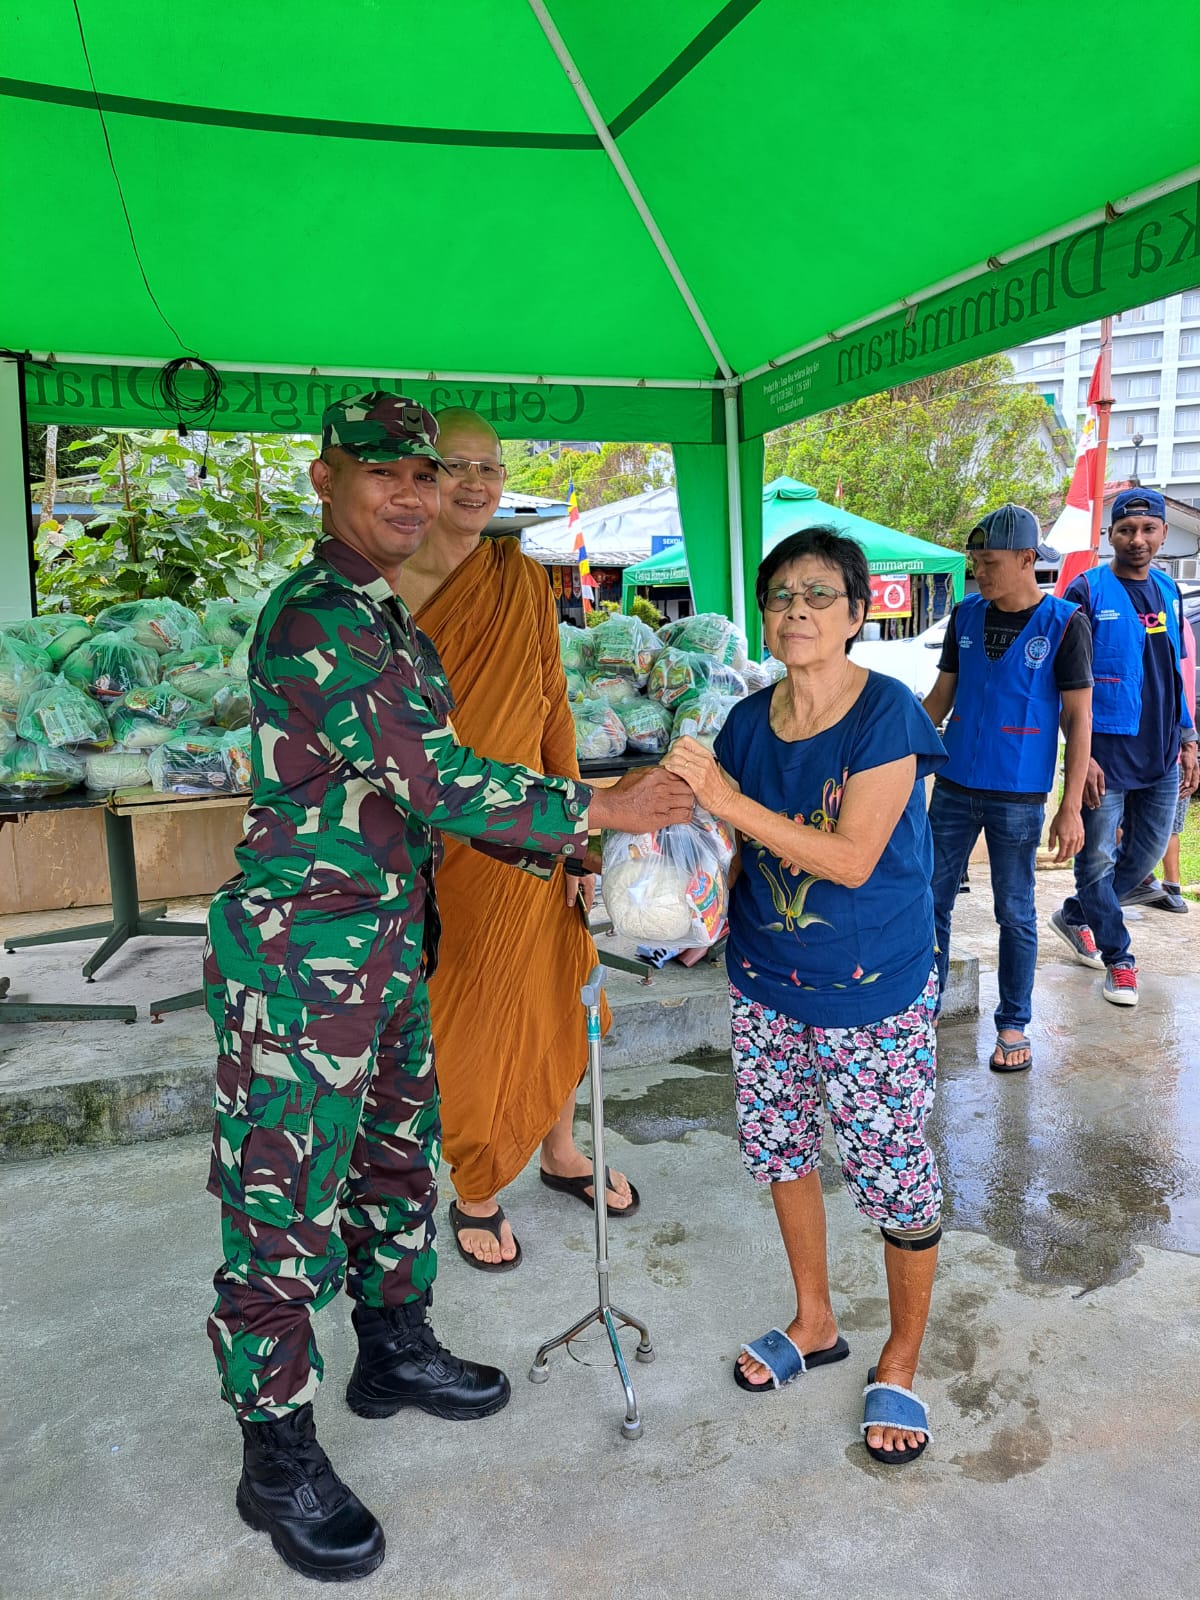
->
xmin=601 ymin=807 xmax=733 ymax=947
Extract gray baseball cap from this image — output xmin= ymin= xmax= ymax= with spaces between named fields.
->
xmin=967 ymin=504 xmax=1057 ymax=563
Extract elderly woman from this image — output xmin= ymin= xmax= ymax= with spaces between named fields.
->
xmin=664 ymin=528 xmax=946 ymax=1465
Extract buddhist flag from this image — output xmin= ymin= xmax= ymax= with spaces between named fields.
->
xmin=568 ymin=478 xmax=596 ymax=613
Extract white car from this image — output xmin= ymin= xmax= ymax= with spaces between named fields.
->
xmin=851 ymin=616 xmax=948 ymax=698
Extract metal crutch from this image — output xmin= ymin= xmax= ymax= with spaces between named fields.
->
xmin=528 ymin=962 xmax=654 ymax=1439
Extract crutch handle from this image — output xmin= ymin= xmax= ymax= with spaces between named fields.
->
xmin=580 ymin=964 xmax=606 ymax=1009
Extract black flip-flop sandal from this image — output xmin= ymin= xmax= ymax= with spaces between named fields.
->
xmin=989 ymin=1033 xmax=1033 ymax=1073
xmin=448 ymin=1200 xmax=523 ymax=1273
xmin=539 ymin=1165 xmax=641 ymax=1217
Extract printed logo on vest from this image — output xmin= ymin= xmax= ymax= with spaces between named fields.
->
xmin=960 ymin=633 xmax=974 ymax=649
xmin=1024 ymin=636 xmax=1051 ymax=668
xmin=1096 ymin=608 xmax=1121 ymax=622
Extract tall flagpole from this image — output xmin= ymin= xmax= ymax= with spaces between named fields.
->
xmin=1089 ymin=316 xmax=1113 ymax=554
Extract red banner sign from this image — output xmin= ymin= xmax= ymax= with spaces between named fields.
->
xmin=870 ymin=574 xmax=912 ymax=618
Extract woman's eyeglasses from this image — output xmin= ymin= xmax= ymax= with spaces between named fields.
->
xmin=442 ymin=457 xmax=506 ymax=482
xmin=763 ymin=582 xmax=847 ymax=612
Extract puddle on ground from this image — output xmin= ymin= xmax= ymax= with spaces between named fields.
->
xmin=583 ymin=1016 xmax=1200 ymax=1293
xmin=931 ymin=1021 xmax=1200 ymax=1290
xmin=588 ymin=1064 xmax=739 ymax=1146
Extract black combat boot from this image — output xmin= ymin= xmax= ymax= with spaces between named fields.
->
xmin=346 ymin=1296 xmax=511 ymax=1421
xmin=237 ymin=1403 xmax=385 ymax=1583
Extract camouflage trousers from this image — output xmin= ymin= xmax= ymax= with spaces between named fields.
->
xmin=204 ymin=963 xmax=440 ymax=1422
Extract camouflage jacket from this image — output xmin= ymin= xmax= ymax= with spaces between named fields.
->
xmin=207 ymin=536 xmax=591 ymax=1011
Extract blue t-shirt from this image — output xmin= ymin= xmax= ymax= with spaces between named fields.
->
xmin=714 ymin=671 xmax=946 ymax=1028
xmin=1063 ymin=572 xmax=1183 ymax=789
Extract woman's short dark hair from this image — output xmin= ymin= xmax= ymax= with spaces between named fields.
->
xmin=755 ymin=527 xmax=872 ymax=654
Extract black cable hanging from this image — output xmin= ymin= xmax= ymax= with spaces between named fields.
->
xmin=154 ymin=357 xmax=224 ymax=478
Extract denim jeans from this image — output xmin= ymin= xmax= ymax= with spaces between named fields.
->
xmin=1062 ymin=767 xmax=1181 ymax=967
xmin=929 ymin=782 xmax=1044 ymax=1033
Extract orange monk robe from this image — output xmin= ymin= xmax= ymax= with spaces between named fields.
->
xmin=416 ymin=537 xmax=611 ymax=1203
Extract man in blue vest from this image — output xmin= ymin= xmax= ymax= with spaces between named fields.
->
xmin=924 ymin=505 xmax=1093 ymax=1071
xmin=1049 ymin=487 xmax=1199 ymax=1007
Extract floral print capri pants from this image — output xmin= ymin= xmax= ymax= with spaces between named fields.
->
xmin=729 ymin=969 xmax=942 ymax=1235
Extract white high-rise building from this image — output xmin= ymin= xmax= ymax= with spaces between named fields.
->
xmin=1005 ymin=288 xmax=1200 ymax=507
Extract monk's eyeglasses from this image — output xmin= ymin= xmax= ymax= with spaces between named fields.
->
xmin=763 ymin=582 xmax=847 ymax=612
xmin=442 ymin=457 xmax=506 ymax=483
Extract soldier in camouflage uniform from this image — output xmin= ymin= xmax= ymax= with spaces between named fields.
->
xmin=205 ymin=391 xmax=690 ymax=1583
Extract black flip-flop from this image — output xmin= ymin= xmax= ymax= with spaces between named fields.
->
xmin=539 ymin=1165 xmax=641 ymax=1217
xmin=448 ymin=1200 xmax=522 ymax=1273
xmin=989 ymin=1033 xmax=1033 ymax=1073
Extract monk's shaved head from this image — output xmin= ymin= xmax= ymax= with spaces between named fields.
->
xmin=435 ymin=408 xmax=502 ymax=454
xmin=430 ymin=408 xmax=507 ymax=542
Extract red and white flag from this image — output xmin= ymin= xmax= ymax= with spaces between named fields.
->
xmin=1047 ymin=353 xmax=1102 ymax=556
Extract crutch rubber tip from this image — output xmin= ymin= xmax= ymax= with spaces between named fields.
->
xmin=528 ymin=1363 xmax=550 ymax=1383
xmin=621 ymin=1418 xmax=643 ymax=1439
xmin=635 ymin=1345 xmax=655 ymax=1364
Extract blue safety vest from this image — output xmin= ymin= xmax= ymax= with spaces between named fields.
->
xmin=941 ymin=593 xmax=1076 ymax=793
xmin=1082 ymin=564 xmax=1184 ymax=735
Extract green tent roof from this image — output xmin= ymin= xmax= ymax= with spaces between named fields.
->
xmin=762 ymin=479 xmax=966 ymax=596
xmin=622 ymin=480 xmax=965 ymax=608
xmin=2 ymin=4 xmax=1197 ymax=637
xmin=2 ymin=2 xmax=1198 ymax=394
xmin=621 ymin=541 xmax=690 ymax=588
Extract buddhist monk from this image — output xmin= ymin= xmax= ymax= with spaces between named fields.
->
xmin=396 ymin=408 xmax=638 ymax=1269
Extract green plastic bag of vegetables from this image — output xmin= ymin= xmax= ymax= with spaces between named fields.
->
xmin=0 ymin=634 xmax=53 ymax=713
xmin=108 ymin=683 xmax=198 ymax=749
xmin=62 ymin=628 xmax=159 ymax=703
xmin=7 ymin=613 xmax=93 ymax=667
xmin=162 ymin=647 xmax=234 ymax=704
xmin=16 ymin=676 xmax=113 ymax=748
xmin=94 ymin=597 xmax=205 ymax=656
xmin=202 ymin=600 xmax=262 ymax=650
xmin=0 ymin=739 xmax=85 ymax=798
xmin=211 ymin=681 xmax=251 ymax=730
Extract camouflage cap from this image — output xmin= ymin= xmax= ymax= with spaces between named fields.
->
xmin=321 ymin=391 xmax=448 ymax=466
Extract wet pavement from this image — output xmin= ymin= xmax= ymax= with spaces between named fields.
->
xmin=2 ymin=862 xmax=1198 ymax=1597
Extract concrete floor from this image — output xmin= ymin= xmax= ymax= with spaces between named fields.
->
xmin=1 ymin=868 xmax=1198 ymax=1598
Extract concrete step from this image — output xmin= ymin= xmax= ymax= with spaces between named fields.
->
xmin=0 ymin=944 xmax=978 ymax=1163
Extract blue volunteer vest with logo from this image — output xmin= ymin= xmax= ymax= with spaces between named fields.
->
xmin=1083 ymin=564 xmax=1184 ymax=734
xmin=941 ymin=593 xmax=1076 ymax=793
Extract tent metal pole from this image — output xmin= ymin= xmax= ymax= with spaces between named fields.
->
xmin=527 ymin=0 xmax=733 ymax=383
xmin=724 ymin=386 xmax=746 ymax=635
xmin=0 ymin=358 xmax=35 ymax=623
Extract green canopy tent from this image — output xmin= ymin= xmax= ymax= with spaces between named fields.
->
xmin=2 ymin=2 xmax=1199 ymax=646
xmin=622 ymin=478 xmax=965 ymax=614
xmin=763 ymin=477 xmax=965 ymax=590
xmin=621 ymin=541 xmax=691 ymax=609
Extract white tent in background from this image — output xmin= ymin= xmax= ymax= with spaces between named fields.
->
xmin=521 ymin=485 xmax=681 ymax=568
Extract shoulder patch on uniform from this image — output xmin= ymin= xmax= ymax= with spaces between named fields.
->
xmin=348 ymin=633 xmax=391 ymax=672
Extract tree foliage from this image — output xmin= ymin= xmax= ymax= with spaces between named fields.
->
xmin=503 ymin=440 xmax=673 ymax=508
xmin=762 ymin=355 xmax=1070 ymax=548
xmin=33 ymin=430 xmax=317 ymax=616
xmin=26 ymin=423 xmax=97 ymax=483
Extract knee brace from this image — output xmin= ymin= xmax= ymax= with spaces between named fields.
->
xmin=880 ymin=1222 xmax=942 ymax=1252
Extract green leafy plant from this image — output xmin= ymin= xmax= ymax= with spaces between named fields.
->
xmin=33 ymin=430 xmax=318 ymax=616
xmin=762 ymin=354 xmax=1071 ymax=548
xmin=629 ymin=595 xmax=664 ymax=629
